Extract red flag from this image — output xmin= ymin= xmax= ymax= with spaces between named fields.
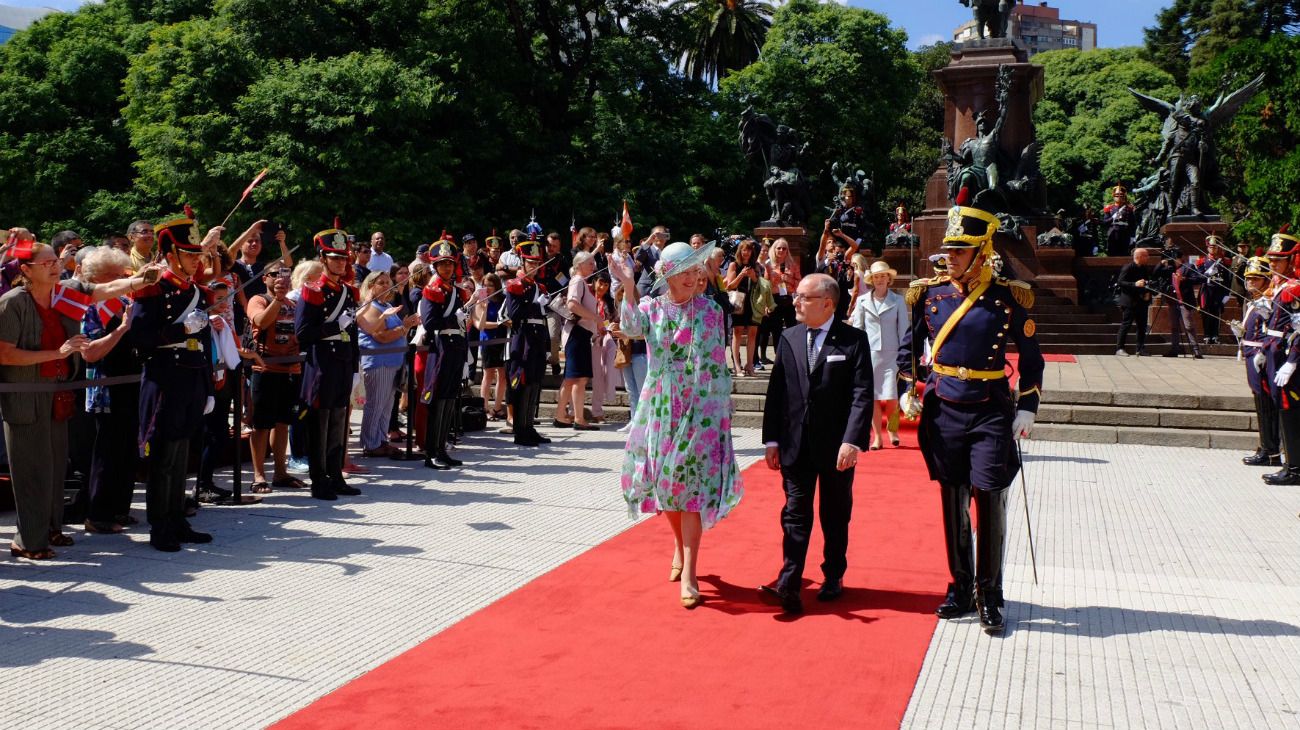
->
xmin=620 ymin=200 xmax=633 ymax=241
xmin=51 ymin=284 xmax=94 ymax=321
xmin=241 ymin=168 xmax=270 ymax=202
xmin=96 ymin=297 xmax=126 ymax=326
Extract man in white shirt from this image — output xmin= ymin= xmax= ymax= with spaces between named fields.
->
xmin=368 ymin=231 xmax=394 ymax=274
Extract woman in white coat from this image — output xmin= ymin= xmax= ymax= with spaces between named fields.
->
xmin=849 ymin=260 xmax=908 ymax=449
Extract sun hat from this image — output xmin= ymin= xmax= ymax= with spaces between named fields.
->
xmin=867 ymin=260 xmax=897 ymax=281
xmin=651 ymin=240 xmax=716 ymax=293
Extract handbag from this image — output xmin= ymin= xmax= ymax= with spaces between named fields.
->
xmin=614 ymin=338 xmax=632 ymax=369
xmin=727 ymin=289 xmax=747 ymax=315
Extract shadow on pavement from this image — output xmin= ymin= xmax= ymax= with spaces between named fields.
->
xmin=1012 ymin=603 xmax=1300 ymax=638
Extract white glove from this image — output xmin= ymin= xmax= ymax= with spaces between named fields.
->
xmin=1291 ymin=312 xmax=1300 ymax=331
xmin=456 ymin=308 xmax=469 ymax=327
xmin=183 ymin=309 xmax=207 ymax=334
xmin=1275 ymin=362 xmax=1296 ymax=388
xmin=1011 ymin=410 xmax=1035 ymax=439
xmin=337 ymin=310 xmax=355 ymax=330
xmin=1229 ymin=319 xmax=1244 ymax=339
xmin=1254 ymin=352 xmax=1266 ymax=371
xmin=203 ymin=396 xmax=215 ymax=415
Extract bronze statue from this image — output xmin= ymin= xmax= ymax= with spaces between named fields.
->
xmin=739 ymin=106 xmax=814 ymax=226
xmin=942 ymin=65 xmax=1044 ymax=216
xmin=1128 ymin=74 xmax=1265 ymax=219
xmin=961 ymin=0 xmax=1015 ymax=40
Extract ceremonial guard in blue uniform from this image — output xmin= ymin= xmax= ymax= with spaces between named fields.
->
xmin=1198 ymin=234 xmax=1233 ymax=344
xmin=1261 ymin=229 xmax=1300 ymax=485
xmin=1237 ymin=256 xmax=1281 ymax=468
xmin=898 ymin=205 xmax=1044 ymax=634
xmin=295 ymin=225 xmax=362 ymax=501
xmin=130 ymin=210 xmax=216 ymax=552
xmin=420 ymin=240 xmax=470 ymax=469
xmin=503 ymin=241 xmax=553 ymax=447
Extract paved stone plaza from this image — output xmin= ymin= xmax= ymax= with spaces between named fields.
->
xmin=2 ymin=419 xmax=1299 ymax=728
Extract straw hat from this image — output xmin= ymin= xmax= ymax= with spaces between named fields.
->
xmin=867 ymin=259 xmax=897 ymax=281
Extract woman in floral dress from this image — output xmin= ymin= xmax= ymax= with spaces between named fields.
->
xmin=611 ymin=241 xmax=743 ymax=609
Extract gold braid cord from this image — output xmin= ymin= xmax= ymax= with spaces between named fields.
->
xmin=906 ymin=278 xmax=930 ymax=308
xmin=1002 ymin=278 xmax=1034 ymax=309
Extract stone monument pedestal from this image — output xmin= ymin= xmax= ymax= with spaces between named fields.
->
xmin=754 ymin=225 xmax=810 ymax=269
xmin=1161 ymin=219 xmax=1229 ymax=258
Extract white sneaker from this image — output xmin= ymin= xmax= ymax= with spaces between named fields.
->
xmin=617 ymin=423 xmax=632 ymax=433
xmin=1115 ymin=349 xmax=1128 ymax=357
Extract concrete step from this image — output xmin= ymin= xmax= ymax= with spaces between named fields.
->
xmin=1031 ymin=423 xmax=1257 ymax=450
xmin=1037 ymin=404 xmax=1256 ymax=431
xmin=1031 ymin=313 xmax=1109 ymax=325
xmin=1044 ymin=388 xmax=1254 ymax=412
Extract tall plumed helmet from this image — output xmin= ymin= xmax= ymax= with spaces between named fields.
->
xmin=515 ymin=240 xmax=544 ymax=261
xmin=524 ymin=211 xmax=543 ymax=241
xmin=1205 ymin=233 xmax=1225 ymax=249
xmin=941 ymin=204 xmax=1000 ymax=258
xmin=1111 ymin=182 xmax=1128 ymax=198
xmin=1244 ymin=256 xmax=1272 ymax=279
xmin=314 ymin=216 xmax=349 ymax=258
xmin=485 ymin=228 xmax=501 ymax=246
xmin=156 ymin=204 xmax=204 ymax=255
xmin=429 ymin=239 xmax=458 ymax=264
xmin=1267 ymin=224 xmax=1299 ymax=258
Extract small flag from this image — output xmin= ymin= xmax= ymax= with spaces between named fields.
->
xmin=96 ymin=296 xmax=127 ymax=326
xmin=241 ymin=168 xmax=270 ymax=201
xmin=620 ymin=200 xmax=634 ymax=241
xmin=570 ymin=214 xmax=578 ymax=247
xmin=51 ymin=283 xmax=94 ymax=321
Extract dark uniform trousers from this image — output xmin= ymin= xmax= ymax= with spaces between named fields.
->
xmin=310 ymin=406 xmax=349 ymax=488
xmin=141 ymin=367 xmax=206 ymax=528
xmin=87 ymin=389 xmax=139 ymax=523
xmin=1256 ymin=391 xmax=1281 ymax=457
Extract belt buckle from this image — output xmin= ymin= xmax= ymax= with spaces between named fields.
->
xmin=186 ymin=339 xmax=200 ymax=352
xmin=340 ymin=332 xmax=351 ymax=343
xmin=956 ymin=366 xmax=970 ymax=381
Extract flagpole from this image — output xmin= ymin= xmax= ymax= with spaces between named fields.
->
xmin=219 ymin=168 xmax=270 ymax=229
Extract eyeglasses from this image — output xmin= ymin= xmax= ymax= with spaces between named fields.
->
xmin=792 ymin=293 xmax=828 ymax=302
xmin=26 ymin=258 xmax=59 ymax=269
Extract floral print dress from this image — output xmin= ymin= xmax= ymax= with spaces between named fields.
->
xmin=619 ymin=294 xmax=743 ymax=529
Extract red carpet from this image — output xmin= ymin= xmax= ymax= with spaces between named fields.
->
xmin=276 ymin=430 xmax=949 ymax=730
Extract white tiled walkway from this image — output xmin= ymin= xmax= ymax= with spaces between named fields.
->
xmin=2 ymin=428 xmax=1298 ymax=729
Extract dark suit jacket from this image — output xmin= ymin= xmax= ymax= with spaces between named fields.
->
xmin=1115 ymin=261 xmax=1153 ymax=308
xmin=762 ymin=319 xmax=874 ymax=468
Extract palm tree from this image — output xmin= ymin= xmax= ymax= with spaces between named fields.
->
xmin=671 ymin=0 xmax=775 ymax=87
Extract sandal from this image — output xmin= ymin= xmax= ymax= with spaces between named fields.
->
xmin=10 ymin=545 xmax=55 ymax=560
xmin=85 ymin=519 xmax=125 ymax=534
xmin=48 ymin=532 xmax=75 ymax=547
xmin=272 ymin=476 xmax=308 ymax=490
xmin=250 ymin=482 xmax=273 ymax=495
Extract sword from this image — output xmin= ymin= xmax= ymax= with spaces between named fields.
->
xmin=1014 ymin=439 xmax=1039 ymax=585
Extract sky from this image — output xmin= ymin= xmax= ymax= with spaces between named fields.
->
xmin=5 ymin=0 xmax=1172 ymax=50
xmin=845 ymin=0 xmax=1171 ymax=49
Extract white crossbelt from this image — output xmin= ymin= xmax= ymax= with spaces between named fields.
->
xmin=1265 ymin=329 xmax=1285 ymax=338
xmin=433 ymin=328 xmax=463 ymax=336
xmin=321 ymin=333 xmax=348 ymax=341
xmin=158 ymin=338 xmax=202 ymax=350
xmin=524 ymin=318 xmax=546 ymax=325
xmin=1242 ymin=340 xmax=1265 ymax=348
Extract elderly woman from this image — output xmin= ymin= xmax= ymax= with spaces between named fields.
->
xmin=357 ymin=270 xmax=420 ymax=457
xmin=611 ymin=242 xmax=743 ymax=609
xmin=0 ymin=241 xmax=155 ymax=559
xmin=554 ymin=250 xmax=600 ymax=430
xmin=79 ymin=247 xmax=140 ymax=534
xmin=850 ymin=260 xmax=908 ymax=448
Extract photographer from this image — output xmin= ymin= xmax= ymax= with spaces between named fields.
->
xmin=815 ymin=237 xmax=855 ymax=321
xmin=51 ymin=231 xmax=83 ymax=281
xmin=1114 ymin=247 xmax=1154 ymax=356
xmin=1154 ymin=246 xmax=1204 ymax=358
xmin=634 ymin=226 xmax=670 ymax=296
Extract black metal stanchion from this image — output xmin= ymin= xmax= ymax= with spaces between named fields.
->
xmin=217 ymin=361 xmax=260 ymax=505
xmin=390 ymin=343 xmax=422 ymax=461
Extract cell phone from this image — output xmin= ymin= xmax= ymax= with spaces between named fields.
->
xmin=346 ymin=234 xmax=356 ymax=244
xmin=260 ymin=221 xmax=282 ymax=247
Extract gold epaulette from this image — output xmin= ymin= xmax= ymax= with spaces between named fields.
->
xmin=905 ymin=278 xmax=931 ymax=308
xmin=1000 ymin=278 xmax=1034 ymax=309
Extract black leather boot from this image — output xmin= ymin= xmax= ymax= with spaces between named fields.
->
xmin=176 ymin=520 xmax=213 ymax=544
xmin=425 ymin=401 xmax=454 ymax=468
xmin=936 ymin=582 xmax=976 ymax=619
xmin=149 ymin=522 xmax=182 ymax=552
xmin=1263 ymin=466 xmax=1300 ymax=485
xmin=937 ymin=482 xmax=975 ymax=618
xmin=436 ymin=401 xmax=463 ymax=467
xmin=977 ymin=588 xmax=1005 ymax=634
xmin=1244 ymin=450 xmax=1282 ymax=467
xmin=974 ymin=489 xmax=1007 ymax=635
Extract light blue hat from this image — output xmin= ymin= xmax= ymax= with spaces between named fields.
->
xmin=652 ymin=241 xmax=716 ymax=292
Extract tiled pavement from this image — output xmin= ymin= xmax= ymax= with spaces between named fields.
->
xmin=1044 ymin=354 xmax=1246 ymax=399
xmin=3 ymin=419 xmax=1299 ymax=728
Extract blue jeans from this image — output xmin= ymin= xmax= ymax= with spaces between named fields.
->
xmin=620 ymin=354 xmax=648 ymax=420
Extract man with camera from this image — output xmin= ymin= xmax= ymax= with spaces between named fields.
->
xmin=1114 ymin=247 xmax=1154 ymax=356
xmin=816 ymin=237 xmax=855 ymax=321
xmin=1154 ymin=246 xmax=1203 ymax=358
xmin=634 ymin=226 xmax=670 ymax=296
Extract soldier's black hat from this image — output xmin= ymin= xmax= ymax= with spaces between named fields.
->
xmin=314 ymin=217 xmax=350 ymax=259
xmin=157 ymin=204 xmax=204 ymax=255
xmin=516 ymin=241 xmax=544 ymax=261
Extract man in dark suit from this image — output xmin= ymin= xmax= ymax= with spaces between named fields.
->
xmin=759 ymin=273 xmax=874 ymax=615
xmin=1114 ymin=247 xmax=1154 ymax=356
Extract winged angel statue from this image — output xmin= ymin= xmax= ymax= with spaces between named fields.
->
xmin=1128 ymin=74 xmax=1265 ymax=219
